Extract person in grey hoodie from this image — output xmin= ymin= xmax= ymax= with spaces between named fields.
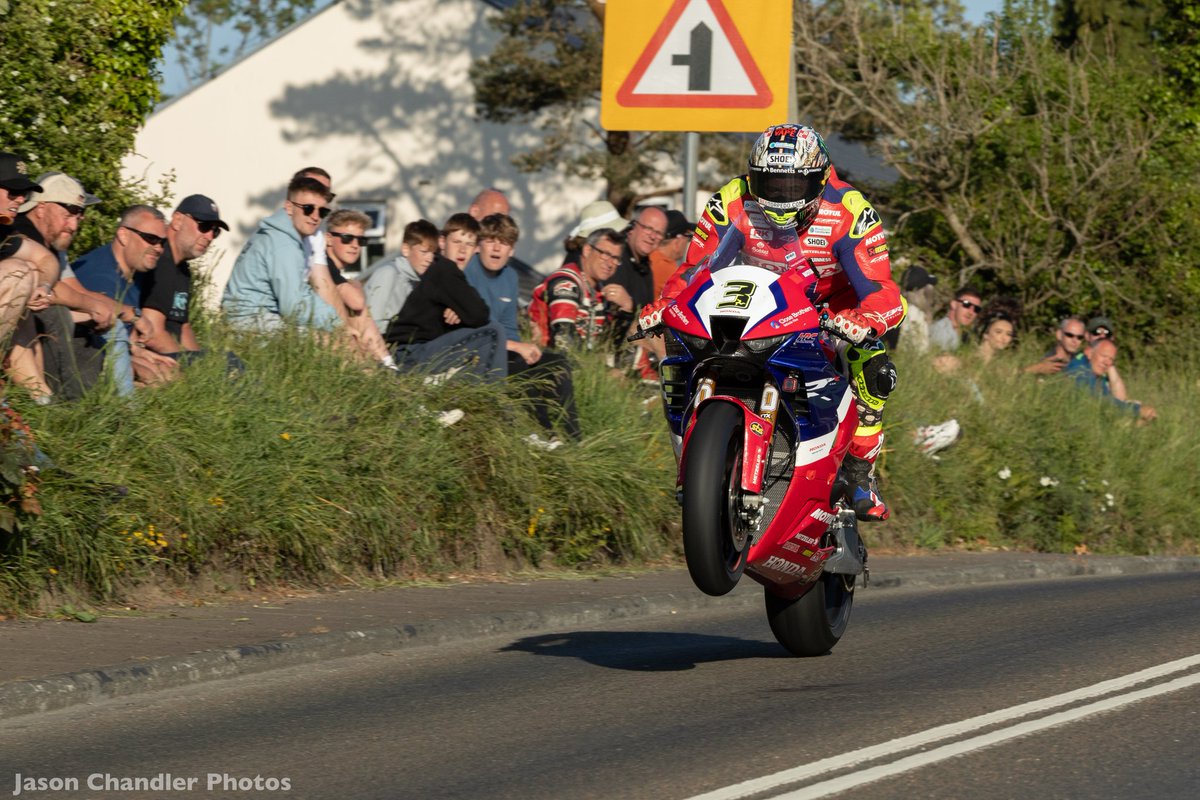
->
xmin=222 ymin=176 xmax=340 ymax=331
xmin=362 ymin=219 xmax=436 ymax=334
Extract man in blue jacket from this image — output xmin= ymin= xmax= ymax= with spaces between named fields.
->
xmin=222 ymin=175 xmax=340 ymax=331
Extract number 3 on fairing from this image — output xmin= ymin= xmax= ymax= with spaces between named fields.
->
xmin=716 ymin=280 xmax=756 ymax=309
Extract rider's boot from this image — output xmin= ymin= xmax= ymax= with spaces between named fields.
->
xmin=840 ymin=454 xmax=889 ymax=521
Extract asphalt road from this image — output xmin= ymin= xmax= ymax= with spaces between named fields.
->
xmin=1 ymin=573 xmax=1197 ymax=799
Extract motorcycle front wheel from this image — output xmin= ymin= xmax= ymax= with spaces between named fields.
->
xmin=682 ymin=402 xmax=750 ymax=596
xmin=764 ymin=572 xmax=855 ymax=657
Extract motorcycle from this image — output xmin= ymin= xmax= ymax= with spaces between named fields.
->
xmin=635 ymin=205 xmax=869 ymax=656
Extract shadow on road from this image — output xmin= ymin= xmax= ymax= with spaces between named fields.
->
xmin=500 ymin=630 xmax=788 ymax=671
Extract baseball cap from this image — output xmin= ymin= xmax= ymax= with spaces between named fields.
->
xmin=1087 ymin=316 xmax=1114 ymax=337
xmin=902 ymin=265 xmax=937 ymax=292
xmin=570 ymin=200 xmax=624 ymax=238
xmin=175 ymin=194 xmax=229 ymax=230
xmin=663 ymin=209 xmax=695 ymax=239
xmin=0 ymin=153 xmax=43 ymax=194
xmin=17 ymin=172 xmax=100 ymax=213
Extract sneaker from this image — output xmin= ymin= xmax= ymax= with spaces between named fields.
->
xmin=436 ymin=409 xmax=465 ymax=427
xmin=913 ymin=419 xmax=960 ymax=456
xmin=839 ymin=455 xmax=889 ymax=521
xmin=423 ymin=364 xmax=465 ymax=386
xmin=524 ymin=433 xmax=563 ymax=451
xmin=417 ymin=404 xmax=465 ymax=428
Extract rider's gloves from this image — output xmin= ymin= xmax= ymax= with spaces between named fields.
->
xmin=826 ymin=309 xmax=877 ymax=345
xmin=638 ymin=299 xmax=666 ymax=332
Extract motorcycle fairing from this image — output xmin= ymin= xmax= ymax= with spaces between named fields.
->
xmin=676 ymin=396 xmax=774 ymax=495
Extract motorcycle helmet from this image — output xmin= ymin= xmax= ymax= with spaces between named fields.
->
xmin=747 ymin=124 xmax=831 ymax=229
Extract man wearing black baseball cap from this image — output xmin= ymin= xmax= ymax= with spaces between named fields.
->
xmin=0 ymin=153 xmax=64 ymax=402
xmin=135 ymin=194 xmax=228 ymax=364
xmin=0 ymin=152 xmax=43 ymax=202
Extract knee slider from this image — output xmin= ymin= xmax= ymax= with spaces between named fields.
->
xmin=861 ymin=352 xmax=897 ymax=400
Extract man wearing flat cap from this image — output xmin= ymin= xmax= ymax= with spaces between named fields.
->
xmin=1083 ymin=315 xmax=1129 ymax=401
xmin=135 ymin=194 xmax=229 ymax=365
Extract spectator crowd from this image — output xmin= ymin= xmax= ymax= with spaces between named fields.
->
xmin=0 ymin=151 xmax=1158 ymax=471
xmin=0 ymin=155 xmax=699 ymax=450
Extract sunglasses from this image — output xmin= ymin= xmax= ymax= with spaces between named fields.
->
xmin=290 ymin=201 xmax=332 ymax=219
xmin=121 ymin=226 xmax=166 ymax=247
xmin=957 ymin=299 xmax=982 ymax=312
xmin=52 ymin=201 xmax=86 ymax=218
xmin=183 ymin=213 xmax=223 ymax=238
xmin=329 ymin=231 xmax=368 ymax=245
xmin=1061 ymin=332 xmax=1085 ymax=341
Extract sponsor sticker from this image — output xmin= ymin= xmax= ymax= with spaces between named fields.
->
xmin=804 ymin=236 xmax=828 ymax=248
xmin=809 ymin=508 xmax=837 ymax=525
xmin=808 ymin=224 xmax=833 ymax=236
xmin=749 ymin=421 xmax=765 ymax=436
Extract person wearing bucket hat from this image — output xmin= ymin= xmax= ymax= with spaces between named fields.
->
xmin=561 ymin=200 xmax=625 ymax=267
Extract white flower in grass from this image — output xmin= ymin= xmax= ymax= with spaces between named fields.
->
xmin=1105 ymin=492 xmax=1115 ymax=508
xmin=1039 ymin=476 xmax=1059 ymax=487
xmin=998 ymin=467 xmax=1011 ymax=480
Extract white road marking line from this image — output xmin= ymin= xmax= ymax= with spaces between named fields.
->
xmin=687 ymin=653 xmax=1200 ymax=800
xmin=777 ymin=671 xmax=1200 ymax=799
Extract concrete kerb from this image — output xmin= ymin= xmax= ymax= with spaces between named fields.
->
xmin=2 ymin=555 xmax=1198 ymax=720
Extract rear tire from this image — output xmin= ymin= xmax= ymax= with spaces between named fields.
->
xmin=765 ymin=572 xmax=855 ymax=657
xmin=682 ymin=402 xmax=750 ymax=596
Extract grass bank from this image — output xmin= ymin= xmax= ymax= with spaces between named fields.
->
xmin=2 ymin=330 xmax=1193 ymax=614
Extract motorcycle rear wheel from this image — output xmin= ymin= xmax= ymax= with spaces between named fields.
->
xmin=764 ymin=572 xmax=855 ymax=657
xmin=682 ymin=402 xmax=750 ymax=596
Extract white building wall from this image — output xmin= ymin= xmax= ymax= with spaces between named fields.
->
xmin=122 ymin=0 xmax=603 ymax=303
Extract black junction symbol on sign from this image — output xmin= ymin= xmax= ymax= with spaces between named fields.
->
xmin=671 ymin=22 xmax=712 ymax=91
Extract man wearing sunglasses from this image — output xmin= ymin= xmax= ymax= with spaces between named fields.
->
xmin=223 ymin=175 xmax=340 ymax=332
xmin=72 ymin=205 xmax=174 ymax=388
xmin=929 ymin=288 xmax=984 ymax=352
xmin=1024 ymin=316 xmax=1087 ymax=375
xmin=132 ymin=195 xmax=229 ymax=370
xmin=13 ymin=172 xmax=124 ymax=399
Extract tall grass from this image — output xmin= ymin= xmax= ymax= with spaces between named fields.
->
xmin=880 ymin=342 xmax=1198 ymax=554
xmin=0 ymin=326 xmax=678 ymax=613
xmin=3 ymin=327 xmax=1194 ymax=614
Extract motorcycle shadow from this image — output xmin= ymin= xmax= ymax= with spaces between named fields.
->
xmin=499 ymin=630 xmax=789 ymax=671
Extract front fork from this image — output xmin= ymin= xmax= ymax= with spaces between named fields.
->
xmin=682 ymin=377 xmax=780 ymax=530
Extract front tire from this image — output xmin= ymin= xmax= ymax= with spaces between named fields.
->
xmin=765 ymin=572 xmax=855 ymax=656
xmin=682 ymin=402 xmax=750 ymax=596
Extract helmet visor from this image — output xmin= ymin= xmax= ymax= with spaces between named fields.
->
xmin=749 ymin=170 xmax=826 ymax=206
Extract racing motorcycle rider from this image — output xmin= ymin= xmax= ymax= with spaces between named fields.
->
xmin=641 ymin=124 xmax=903 ymax=520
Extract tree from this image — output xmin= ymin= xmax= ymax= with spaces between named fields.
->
xmin=469 ymin=0 xmax=742 ymax=213
xmin=0 ymin=0 xmax=186 ymax=254
xmin=166 ymin=0 xmax=319 ymax=90
xmin=789 ymin=0 xmax=1200 ymax=337
xmin=1051 ymin=0 xmax=1163 ymax=54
